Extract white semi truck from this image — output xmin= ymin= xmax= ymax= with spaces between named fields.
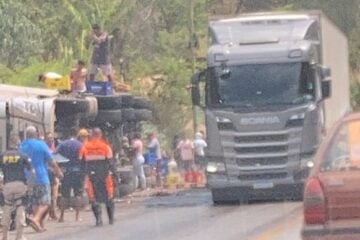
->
xmin=191 ymin=11 xmax=351 ymax=203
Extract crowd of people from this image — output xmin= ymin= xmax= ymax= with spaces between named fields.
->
xmin=128 ymin=131 xmax=208 ymax=191
xmin=0 ymin=125 xmax=208 ymax=240
xmin=0 ymin=126 xmax=120 ymax=240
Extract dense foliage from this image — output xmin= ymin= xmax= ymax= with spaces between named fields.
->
xmin=1 ymin=0 xmax=360 ymax=140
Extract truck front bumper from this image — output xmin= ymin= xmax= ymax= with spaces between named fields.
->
xmin=207 ymin=173 xmax=304 ymax=200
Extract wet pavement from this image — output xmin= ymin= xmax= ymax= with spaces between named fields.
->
xmin=6 ymin=189 xmax=302 ymax=240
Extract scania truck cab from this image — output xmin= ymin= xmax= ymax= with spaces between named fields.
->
xmin=191 ymin=12 xmax=350 ymax=203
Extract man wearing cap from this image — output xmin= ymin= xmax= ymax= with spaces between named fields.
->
xmin=0 ymin=134 xmax=33 ymax=240
xmin=80 ymin=128 xmax=118 ymax=226
xmin=19 ymin=126 xmax=63 ymax=232
xmin=57 ymin=129 xmax=88 ymax=222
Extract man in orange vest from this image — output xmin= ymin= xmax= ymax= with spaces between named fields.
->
xmin=80 ymin=128 xmax=118 ymax=226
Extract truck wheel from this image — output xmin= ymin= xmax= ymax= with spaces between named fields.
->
xmin=121 ymin=108 xmax=135 ymax=121
xmin=96 ymin=93 xmax=134 ymax=110
xmin=134 ymin=109 xmax=152 ymax=121
xmin=119 ymin=93 xmax=134 ymax=108
xmin=132 ymin=96 xmax=152 ymax=109
xmin=94 ymin=110 xmax=122 ymax=124
xmin=55 ymin=98 xmax=89 ymax=116
xmin=97 ymin=95 xmax=122 ymax=110
xmin=84 ymin=96 xmax=98 ymax=118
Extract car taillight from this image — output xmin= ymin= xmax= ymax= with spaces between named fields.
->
xmin=304 ymin=177 xmax=326 ymax=225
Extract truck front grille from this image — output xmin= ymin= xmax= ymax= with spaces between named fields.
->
xmin=238 ymin=172 xmax=287 ymax=181
xmin=236 ymin=156 xmax=287 ymax=166
xmin=235 ymin=134 xmax=288 ymax=143
xmin=235 ymin=145 xmax=288 ymax=154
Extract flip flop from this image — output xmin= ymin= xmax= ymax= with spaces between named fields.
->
xmin=28 ymin=218 xmax=42 ymax=233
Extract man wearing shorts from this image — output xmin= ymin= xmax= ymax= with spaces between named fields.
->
xmin=89 ymin=24 xmax=112 ymax=82
xmin=1 ymin=134 xmax=33 ymax=240
xmin=20 ymin=126 xmax=63 ymax=232
xmin=70 ymin=60 xmax=88 ymax=93
xmin=57 ymin=129 xmax=88 ymax=222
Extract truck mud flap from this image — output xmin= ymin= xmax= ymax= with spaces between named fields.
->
xmin=132 ymin=96 xmax=152 ymax=109
xmin=134 ymin=109 xmax=152 ymax=121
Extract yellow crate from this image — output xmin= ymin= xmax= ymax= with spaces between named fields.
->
xmin=44 ymin=75 xmax=71 ymax=91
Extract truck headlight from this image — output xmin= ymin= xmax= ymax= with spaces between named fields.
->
xmin=306 ymin=161 xmax=314 ymax=168
xmin=206 ymin=162 xmax=226 ymax=173
xmin=216 ymin=117 xmax=231 ymax=123
xmin=289 ymin=113 xmax=305 ymax=120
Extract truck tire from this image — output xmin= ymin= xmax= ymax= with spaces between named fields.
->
xmin=134 ymin=109 xmax=152 ymax=121
xmin=55 ymin=98 xmax=89 ymax=116
xmin=132 ymin=96 xmax=152 ymax=109
xmin=119 ymin=93 xmax=134 ymax=108
xmin=96 ymin=93 xmax=134 ymax=110
xmin=94 ymin=110 xmax=122 ymax=124
xmin=97 ymin=95 xmax=122 ymax=110
xmin=84 ymin=96 xmax=98 ymax=118
xmin=121 ymin=108 xmax=135 ymax=121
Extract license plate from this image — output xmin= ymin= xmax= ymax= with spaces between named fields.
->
xmin=253 ymin=181 xmax=274 ymax=189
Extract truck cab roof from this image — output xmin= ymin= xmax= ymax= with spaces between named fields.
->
xmin=208 ymin=13 xmax=320 ymax=66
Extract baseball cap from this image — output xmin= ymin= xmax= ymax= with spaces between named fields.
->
xmin=78 ymin=128 xmax=89 ymax=137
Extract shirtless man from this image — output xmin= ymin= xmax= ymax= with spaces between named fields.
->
xmin=70 ymin=60 xmax=88 ymax=93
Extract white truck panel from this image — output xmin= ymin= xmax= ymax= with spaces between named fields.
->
xmin=318 ymin=13 xmax=351 ymax=129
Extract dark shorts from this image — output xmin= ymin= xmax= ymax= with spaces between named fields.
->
xmin=32 ymin=184 xmax=51 ymax=206
xmin=195 ymin=155 xmax=207 ymax=168
xmin=61 ymin=172 xmax=84 ymax=198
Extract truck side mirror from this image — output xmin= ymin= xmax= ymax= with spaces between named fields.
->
xmin=319 ymin=66 xmax=331 ymax=79
xmin=321 ymin=80 xmax=331 ymax=99
xmin=191 ymin=73 xmax=201 ymax=106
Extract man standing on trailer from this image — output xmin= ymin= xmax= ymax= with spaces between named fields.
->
xmin=89 ymin=24 xmax=113 ymax=82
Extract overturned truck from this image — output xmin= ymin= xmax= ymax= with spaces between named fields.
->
xmin=0 ymin=84 xmax=153 ymax=162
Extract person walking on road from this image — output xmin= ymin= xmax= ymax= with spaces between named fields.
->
xmin=57 ymin=129 xmax=88 ymax=222
xmin=20 ymin=126 xmax=63 ymax=233
xmin=193 ymin=132 xmax=207 ymax=170
xmin=80 ymin=128 xmax=118 ymax=226
xmin=177 ymin=135 xmax=195 ymax=174
xmin=89 ymin=24 xmax=113 ymax=82
xmin=132 ymin=133 xmax=146 ymax=190
xmin=1 ymin=134 xmax=33 ymax=240
xmin=44 ymin=132 xmax=60 ymax=221
xmin=147 ymin=132 xmax=161 ymax=186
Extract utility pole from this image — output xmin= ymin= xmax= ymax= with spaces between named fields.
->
xmin=189 ymin=0 xmax=198 ymax=134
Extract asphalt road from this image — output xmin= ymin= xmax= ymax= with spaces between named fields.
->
xmin=17 ymin=189 xmax=303 ymax=240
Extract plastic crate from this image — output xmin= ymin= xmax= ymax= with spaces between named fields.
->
xmin=86 ymin=81 xmax=113 ymax=95
xmin=44 ymin=75 xmax=71 ymax=91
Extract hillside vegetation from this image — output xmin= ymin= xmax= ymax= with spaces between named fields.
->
xmin=1 ymin=0 xmax=360 ymax=138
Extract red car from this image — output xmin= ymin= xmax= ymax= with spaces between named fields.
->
xmin=302 ymin=113 xmax=360 ymax=240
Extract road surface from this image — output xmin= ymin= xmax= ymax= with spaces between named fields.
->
xmin=17 ymin=189 xmax=303 ymax=240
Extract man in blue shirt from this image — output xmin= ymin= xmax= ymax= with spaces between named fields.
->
xmin=20 ymin=126 xmax=63 ymax=232
xmin=57 ymin=129 xmax=88 ymax=222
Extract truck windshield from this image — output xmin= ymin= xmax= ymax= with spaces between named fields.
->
xmin=208 ymin=63 xmax=315 ymax=107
